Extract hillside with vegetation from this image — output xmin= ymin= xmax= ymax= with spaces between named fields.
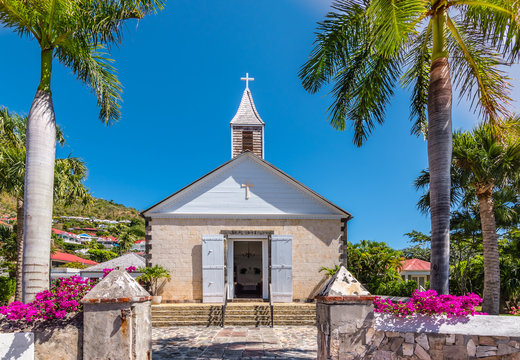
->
xmin=0 ymin=192 xmax=141 ymax=221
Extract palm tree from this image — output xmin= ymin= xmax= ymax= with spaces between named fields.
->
xmin=0 ymin=0 xmax=164 ymax=302
xmin=117 ymin=230 xmax=136 ymax=255
xmin=415 ymin=119 xmax=520 ymax=313
xmin=299 ymin=0 xmax=520 ymax=294
xmin=451 ymin=120 xmax=520 ymax=314
xmin=137 ymin=265 xmax=171 ymax=296
xmin=0 ymin=107 xmax=91 ymax=302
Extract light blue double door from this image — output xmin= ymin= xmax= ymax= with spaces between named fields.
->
xmin=201 ymin=235 xmax=292 ymax=303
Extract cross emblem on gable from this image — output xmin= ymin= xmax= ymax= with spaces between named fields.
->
xmin=241 ymin=180 xmax=255 ymax=200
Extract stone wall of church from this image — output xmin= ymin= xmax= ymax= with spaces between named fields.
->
xmin=146 ymin=218 xmax=343 ymax=302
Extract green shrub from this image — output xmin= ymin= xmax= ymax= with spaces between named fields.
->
xmin=375 ymin=280 xmax=418 ymax=297
xmin=0 ymin=276 xmax=15 ymax=305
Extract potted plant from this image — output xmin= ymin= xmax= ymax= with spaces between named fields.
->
xmin=137 ymin=265 xmax=171 ymax=304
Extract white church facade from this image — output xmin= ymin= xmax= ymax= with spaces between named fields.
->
xmin=142 ymin=76 xmax=352 ymax=303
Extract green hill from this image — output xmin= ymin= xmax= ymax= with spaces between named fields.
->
xmin=1 ymin=193 xmax=141 ymax=221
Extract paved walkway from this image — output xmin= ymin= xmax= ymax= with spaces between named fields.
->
xmin=152 ymin=326 xmax=317 ymax=359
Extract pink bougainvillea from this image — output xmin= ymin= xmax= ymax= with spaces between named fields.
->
xmin=0 ymin=276 xmax=95 ymax=322
xmin=374 ymin=290 xmax=486 ymax=318
xmin=102 ymin=266 xmax=137 ymax=278
xmin=510 ymin=306 xmax=520 ymax=316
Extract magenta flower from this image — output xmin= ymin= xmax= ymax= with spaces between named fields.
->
xmin=374 ymin=290 xmax=484 ymax=318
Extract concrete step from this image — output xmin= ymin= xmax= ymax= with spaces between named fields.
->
xmin=151 ymin=303 xmax=316 ymax=326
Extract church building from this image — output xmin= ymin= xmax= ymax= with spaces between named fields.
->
xmin=142 ymin=75 xmax=352 ymax=303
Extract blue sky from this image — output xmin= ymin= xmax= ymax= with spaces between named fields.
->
xmin=1 ymin=0 xmax=518 ymax=249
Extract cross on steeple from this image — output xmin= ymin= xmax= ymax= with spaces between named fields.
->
xmin=241 ymin=73 xmax=255 ymax=89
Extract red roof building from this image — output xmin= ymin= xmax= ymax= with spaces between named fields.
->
xmin=50 ymin=252 xmax=98 ymax=267
xmin=400 ymin=258 xmax=431 ymax=289
xmin=401 ymin=258 xmax=431 ymax=271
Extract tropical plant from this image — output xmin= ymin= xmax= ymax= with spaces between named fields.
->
xmin=415 ymin=120 xmax=520 ymax=314
xmin=137 ymin=265 xmax=171 ymax=296
xmin=0 ymin=108 xmax=91 ymax=302
xmin=319 ymin=264 xmax=341 ymax=277
xmin=346 ymin=240 xmax=404 ymax=293
xmin=375 ymin=279 xmax=419 ymax=297
xmin=0 ymin=276 xmax=16 ymax=305
xmin=451 ymin=121 xmax=520 ymax=314
xmin=299 ymin=0 xmax=520 ymax=295
xmin=117 ymin=230 xmax=136 ymax=255
xmin=0 ymin=0 xmax=164 ymax=302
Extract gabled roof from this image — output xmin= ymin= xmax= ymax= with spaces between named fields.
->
xmin=230 ymin=89 xmax=264 ymax=125
xmin=50 ymin=252 xmax=98 ymax=265
xmin=142 ymin=151 xmax=352 ymax=219
xmin=401 ymin=258 xmax=431 ymax=271
xmin=82 ymin=253 xmax=145 ymax=273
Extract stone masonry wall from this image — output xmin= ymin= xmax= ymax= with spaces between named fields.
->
xmin=147 ymin=218 xmax=343 ymax=301
xmin=316 ymin=297 xmax=520 ymax=360
xmin=369 ymin=331 xmax=520 ymax=360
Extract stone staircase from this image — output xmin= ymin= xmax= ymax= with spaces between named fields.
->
xmin=152 ymin=302 xmax=316 ymax=327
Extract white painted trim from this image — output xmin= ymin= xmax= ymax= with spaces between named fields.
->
xmin=227 ymin=234 xmax=269 ymax=239
xmin=148 ymin=213 xmax=344 ymax=220
xmin=261 ymin=126 xmax=265 ymax=159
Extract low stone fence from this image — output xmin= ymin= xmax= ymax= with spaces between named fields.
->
xmin=0 ymin=269 xmax=152 ymax=360
xmin=0 ymin=323 xmax=81 ymax=360
xmin=316 ymin=296 xmax=520 ymax=360
xmin=373 ymin=314 xmax=520 ymax=359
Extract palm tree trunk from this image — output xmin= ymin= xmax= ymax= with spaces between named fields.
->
xmin=477 ymin=189 xmax=500 ymax=315
xmin=15 ymin=198 xmax=24 ymax=302
xmin=427 ymin=56 xmax=452 ymax=295
xmin=22 ymin=49 xmax=57 ymax=303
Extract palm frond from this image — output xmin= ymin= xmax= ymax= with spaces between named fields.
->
xmin=455 ymin=0 xmax=520 ymax=63
xmin=0 ymin=0 xmax=41 ymax=41
xmin=79 ymin=0 xmax=165 ymax=48
xmin=447 ymin=14 xmax=512 ymax=122
xmin=367 ymin=0 xmax=428 ymax=57
xmin=401 ymin=20 xmax=432 ymax=136
xmin=54 ymin=41 xmax=122 ymax=125
xmin=299 ymin=1 xmax=367 ymax=94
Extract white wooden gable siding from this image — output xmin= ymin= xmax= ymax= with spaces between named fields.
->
xmin=148 ymin=154 xmax=345 ymax=218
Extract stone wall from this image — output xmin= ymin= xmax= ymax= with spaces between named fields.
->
xmin=316 ymin=296 xmax=520 ymax=360
xmin=147 ymin=218 xmax=343 ymax=301
xmin=0 ymin=325 xmax=82 ymax=360
xmin=370 ymin=331 xmax=520 ymax=359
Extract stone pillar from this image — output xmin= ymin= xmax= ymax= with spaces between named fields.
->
xmin=315 ymin=266 xmax=377 ymax=360
xmin=81 ymin=269 xmax=152 ymax=360
xmin=316 ymin=295 xmax=377 ymax=360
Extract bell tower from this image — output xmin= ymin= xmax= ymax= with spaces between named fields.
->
xmin=230 ymin=73 xmax=265 ymax=159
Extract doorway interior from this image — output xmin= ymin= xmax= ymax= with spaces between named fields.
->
xmin=227 ymin=237 xmax=268 ymax=300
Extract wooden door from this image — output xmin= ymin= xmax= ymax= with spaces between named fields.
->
xmin=270 ymin=235 xmax=293 ymax=302
xmin=202 ymin=235 xmax=225 ymax=303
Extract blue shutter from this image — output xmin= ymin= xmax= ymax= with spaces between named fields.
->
xmin=202 ymin=235 xmax=225 ymax=303
xmin=271 ymin=235 xmax=293 ymax=302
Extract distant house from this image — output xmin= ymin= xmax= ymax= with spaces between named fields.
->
xmin=97 ymin=236 xmax=118 ymax=249
xmin=81 ymin=253 xmax=146 ymax=279
xmin=50 ymin=251 xmax=98 ymax=268
xmin=400 ymin=258 xmax=431 ymax=289
xmin=52 ymin=228 xmax=81 ymax=245
xmin=130 ymin=239 xmax=145 ymax=252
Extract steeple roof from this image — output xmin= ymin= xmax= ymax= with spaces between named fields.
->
xmin=230 ymin=88 xmax=264 ymax=125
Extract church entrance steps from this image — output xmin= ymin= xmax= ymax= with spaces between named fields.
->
xmin=151 ymin=303 xmax=316 ymax=327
